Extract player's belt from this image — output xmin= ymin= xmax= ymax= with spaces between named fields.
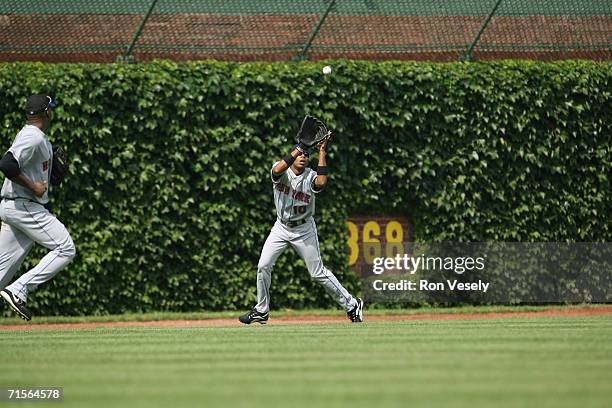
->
xmin=1 ymin=196 xmax=32 ymax=201
xmin=1 ymin=196 xmax=42 ymax=205
xmin=280 ymin=219 xmax=307 ymax=228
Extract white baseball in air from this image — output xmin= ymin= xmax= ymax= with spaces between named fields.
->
xmin=322 ymin=65 xmax=332 ymax=75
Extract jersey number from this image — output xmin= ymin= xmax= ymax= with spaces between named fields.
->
xmin=293 ymin=206 xmax=307 ymax=215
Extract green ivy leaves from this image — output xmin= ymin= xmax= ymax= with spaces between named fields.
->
xmin=0 ymin=60 xmax=609 ymax=315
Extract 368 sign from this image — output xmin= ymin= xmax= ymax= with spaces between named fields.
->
xmin=346 ymin=216 xmax=411 ymax=276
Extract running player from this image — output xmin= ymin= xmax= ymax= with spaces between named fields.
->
xmin=0 ymin=94 xmax=76 ymax=321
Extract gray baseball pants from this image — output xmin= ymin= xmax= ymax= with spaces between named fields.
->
xmin=255 ymin=217 xmax=356 ymax=313
xmin=0 ymin=199 xmax=76 ymax=302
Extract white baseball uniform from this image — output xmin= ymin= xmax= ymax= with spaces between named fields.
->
xmin=0 ymin=125 xmax=76 ymax=303
xmin=255 ymin=162 xmax=357 ymax=313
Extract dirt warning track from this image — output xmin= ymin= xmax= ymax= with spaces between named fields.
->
xmin=0 ymin=306 xmax=610 ymax=331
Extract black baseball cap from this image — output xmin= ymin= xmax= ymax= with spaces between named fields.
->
xmin=25 ymin=94 xmax=57 ymax=115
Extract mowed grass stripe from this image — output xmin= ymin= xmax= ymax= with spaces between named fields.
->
xmin=1 ymin=317 xmax=611 ymax=408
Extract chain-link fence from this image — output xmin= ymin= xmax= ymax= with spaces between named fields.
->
xmin=1 ymin=0 xmax=610 ymax=62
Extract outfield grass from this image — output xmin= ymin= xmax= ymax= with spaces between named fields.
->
xmin=0 ymin=316 xmax=611 ymax=408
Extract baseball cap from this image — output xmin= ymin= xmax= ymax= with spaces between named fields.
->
xmin=25 ymin=94 xmax=57 ymax=115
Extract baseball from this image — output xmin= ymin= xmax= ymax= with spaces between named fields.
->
xmin=322 ymin=65 xmax=332 ymax=75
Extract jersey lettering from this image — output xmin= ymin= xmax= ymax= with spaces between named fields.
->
xmin=275 ymin=183 xmax=290 ymax=194
xmin=275 ymin=183 xmax=311 ymax=203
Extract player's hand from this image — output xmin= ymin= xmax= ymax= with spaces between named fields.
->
xmin=32 ymin=180 xmax=47 ymax=198
xmin=319 ymin=131 xmax=332 ymax=153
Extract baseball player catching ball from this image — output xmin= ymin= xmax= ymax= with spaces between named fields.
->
xmin=239 ymin=116 xmax=363 ymax=324
xmin=0 ymin=94 xmax=75 ymax=321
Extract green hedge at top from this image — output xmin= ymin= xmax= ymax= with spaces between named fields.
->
xmin=0 ymin=60 xmax=610 ymax=315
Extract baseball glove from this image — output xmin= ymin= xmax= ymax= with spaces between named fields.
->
xmin=50 ymin=146 xmax=69 ymax=186
xmin=296 ymin=115 xmax=328 ymax=149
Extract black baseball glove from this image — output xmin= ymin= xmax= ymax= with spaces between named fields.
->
xmin=296 ymin=115 xmax=329 ymax=150
xmin=50 ymin=146 xmax=69 ymax=186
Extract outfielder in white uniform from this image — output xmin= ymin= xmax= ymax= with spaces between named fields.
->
xmin=0 ymin=94 xmax=76 ymax=321
xmin=239 ymin=132 xmax=363 ymax=324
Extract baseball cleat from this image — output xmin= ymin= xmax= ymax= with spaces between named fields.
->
xmin=347 ymin=298 xmax=364 ymax=323
xmin=1 ymin=289 xmax=32 ymax=321
xmin=239 ymin=308 xmax=269 ymax=325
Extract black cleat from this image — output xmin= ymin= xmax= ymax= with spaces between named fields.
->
xmin=347 ymin=298 xmax=364 ymax=323
xmin=239 ymin=309 xmax=269 ymax=325
xmin=1 ymin=289 xmax=32 ymax=321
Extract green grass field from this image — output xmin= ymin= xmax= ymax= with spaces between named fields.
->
xmin=1 ymin=315 xmax=611 ymax=408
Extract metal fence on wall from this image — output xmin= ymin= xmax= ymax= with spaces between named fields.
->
xmin=1 ymin=0 xmax=610 ymax=63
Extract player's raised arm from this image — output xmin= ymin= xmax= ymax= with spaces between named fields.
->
xmin=313 ymin=132 xmax=331 ymax=190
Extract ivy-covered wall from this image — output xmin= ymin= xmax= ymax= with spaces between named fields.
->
xmin=0 ymin=60 xmax=609 ymax=315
